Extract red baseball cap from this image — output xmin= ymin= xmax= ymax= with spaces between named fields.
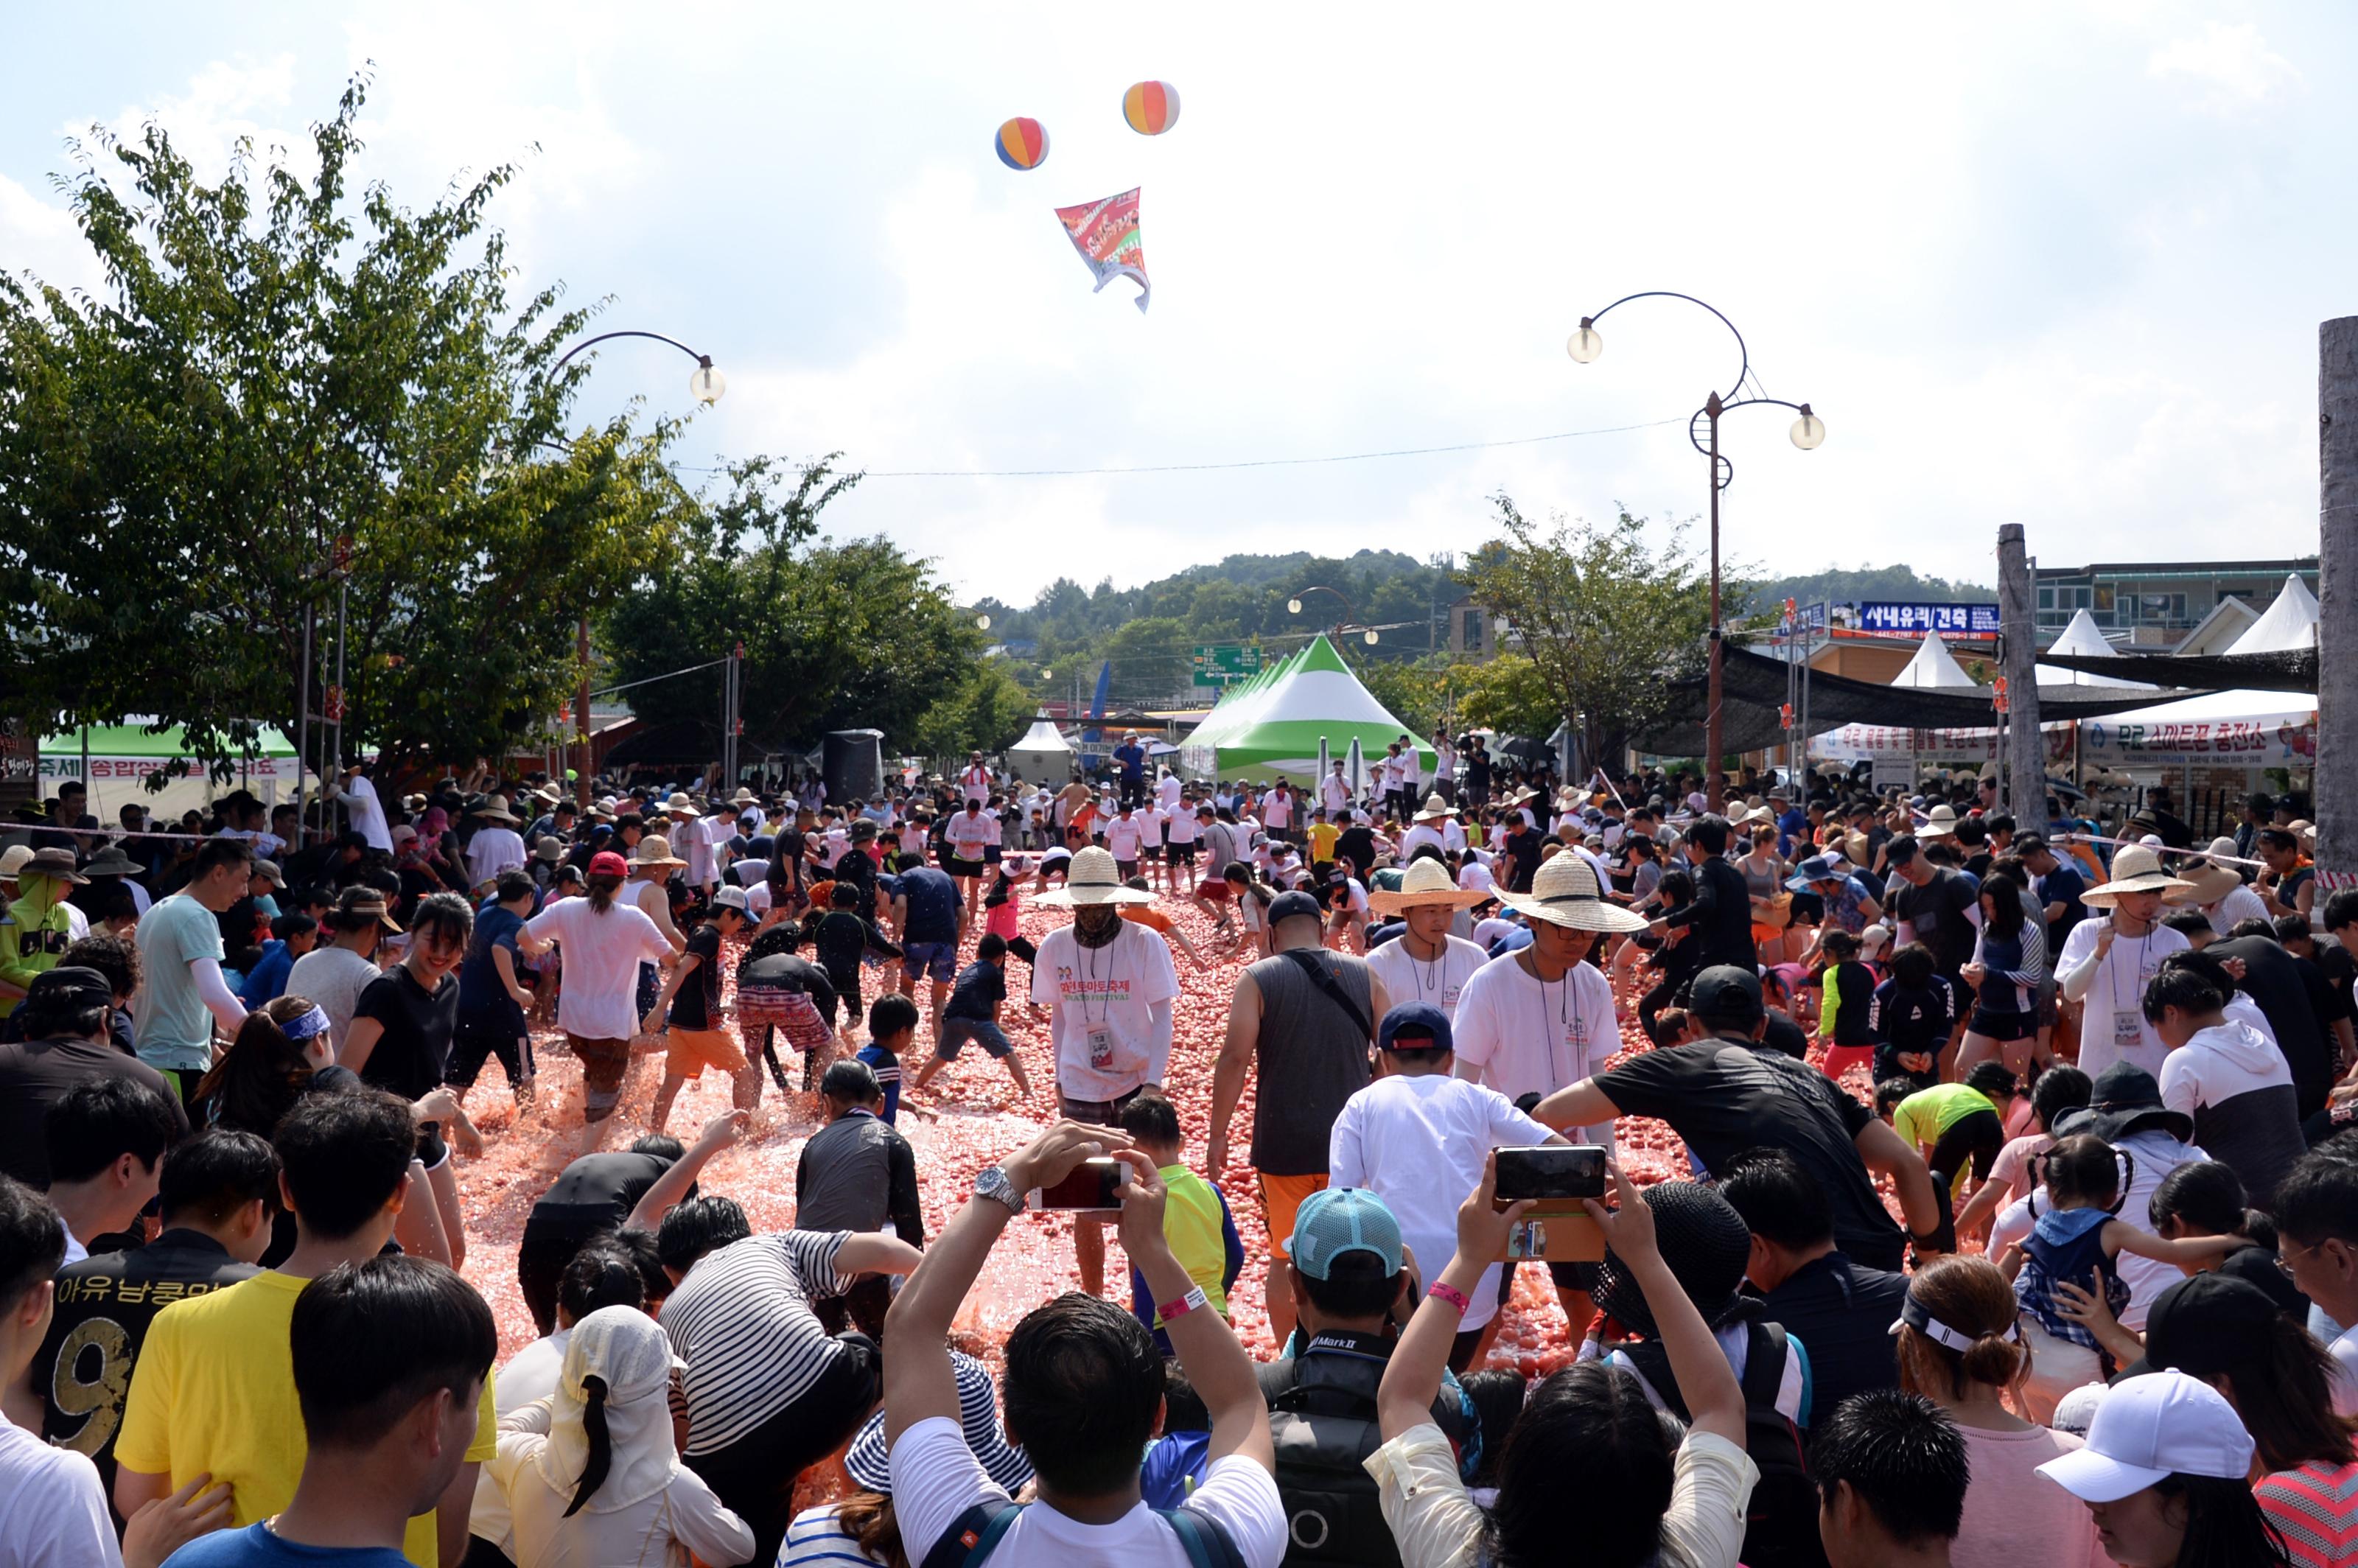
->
xmin=589 ymin=850 xmax=629 ymax=878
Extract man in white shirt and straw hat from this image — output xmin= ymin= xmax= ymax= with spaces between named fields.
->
xmin=1362 ymin=858 xmax=1491 ymax=1023
xmin=1029 ymin=846 xmax=1181 ymax=1295
xmin=463 ymin=794 xmax=527 ymax=893
xmin=2167 ymin=836 xmax=2271 ymax=939
xmin=2054 ymin=843 xmax=2194 ymax=1081
xmin=1397 ymin=794 xmax=1452 ymax=865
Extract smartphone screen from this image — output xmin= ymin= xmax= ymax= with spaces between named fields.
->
xmin=1033 ymin=1158 xmax=1124 ymax=1211
xmin=1494 ymin=1145 xmax=1608 ymax=1206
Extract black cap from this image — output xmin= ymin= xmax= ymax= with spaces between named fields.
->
xmin=1267 ymin=890 xmax=1324 ymax=927
xmin=23 ymin=965 xmax=112 ymax=1008
xmin=1688 ymin=965 xmax=1766 ymax=1026
xmin=2136 ymin=1272 xmax=2280 ymax=1381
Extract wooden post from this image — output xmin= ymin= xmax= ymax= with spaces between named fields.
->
xmin=2316 ymin=318 xmax=2358 ymax=895
xmin=1997 ymin=523 xmax=2045 ymax=827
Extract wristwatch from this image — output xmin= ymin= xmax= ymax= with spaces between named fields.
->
xmin=974 ymin=1165 xmax=1027 ymax=1215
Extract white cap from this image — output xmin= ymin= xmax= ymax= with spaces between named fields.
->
xmin=2036 ymin=1371 xmax=2254 ymax=1503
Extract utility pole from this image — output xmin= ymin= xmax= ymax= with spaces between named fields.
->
xmin=2316 ymin=318 xmax=2358 ymax=893
xmin=1997 ymin=523 xmax=2045 ymax=827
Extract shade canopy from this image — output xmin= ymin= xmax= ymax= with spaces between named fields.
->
xmin=1178 ymin=635 xmax=1434 ymax=782
xmin=2074 ymin=575 xmax=2321 ymax=763
xmin=1891 ymin=634 xmax=1981 ymax=688
xmin=2035 ymin=609 xmax=2158 ymax=689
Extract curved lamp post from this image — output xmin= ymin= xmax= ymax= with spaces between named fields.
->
xmin=550 ymin=329 xmax=727 ymax=808
xmin=1287 ymin=584 xmax=1381 ymax=645
xmin=1568 ymin=291 xmax=1822 ymax=809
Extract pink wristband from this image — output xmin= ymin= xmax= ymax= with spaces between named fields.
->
xmin=1427 ymin=1282 xmax=1471 ymax=1316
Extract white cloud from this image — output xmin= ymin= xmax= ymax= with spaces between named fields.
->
xmin=2148 ymin=21 xmax=2302 ymax=116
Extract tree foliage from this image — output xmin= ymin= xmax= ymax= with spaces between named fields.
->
xmin=1458 ymin=495 xmax=1712 ymax=763
xmin=1449 ymin=655 xmax=1556 ymax=740
xmin=0 ymin=73 xmax=679 ymax=775
xmin=599 ymin=456 xmax=983 ymax=757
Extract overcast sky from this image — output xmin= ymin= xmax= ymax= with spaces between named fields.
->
xmin=4 ymin=4 xmax=2348 ymax=606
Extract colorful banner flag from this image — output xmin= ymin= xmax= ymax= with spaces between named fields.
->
xmin=1054 ymin=187 xmax=1149 ymax=312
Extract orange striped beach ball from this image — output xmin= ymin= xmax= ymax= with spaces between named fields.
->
xmin=1122 ymin=80 xmax=1180 ymax=136
xmin=995 ymin=116 xmax=1049 ymax=170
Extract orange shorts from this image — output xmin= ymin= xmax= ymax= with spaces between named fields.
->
xmin=662 ymin=1026 xmax=747 ymax=1079
xmin=1258 ymin=1171 xmax=1330 ymax=1261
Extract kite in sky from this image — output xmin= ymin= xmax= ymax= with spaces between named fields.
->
xmin=1054 ymin=187 xmax=1149 ymax=313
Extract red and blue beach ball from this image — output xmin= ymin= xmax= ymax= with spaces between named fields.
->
xmin=995 ymin=117 xmax=1049 ymax=170
xmin=1122 ymin=80 xmax=1180 ymax=136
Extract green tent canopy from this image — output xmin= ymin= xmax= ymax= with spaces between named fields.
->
xmin=1179 ymin=635 xmax=1435 ymax=783
xmin=40 ymin=724 xmax=296 ymax=760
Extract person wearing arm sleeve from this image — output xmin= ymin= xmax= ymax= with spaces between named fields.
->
xmin=2054 ymin=919 xmax=2105 ymax=1005
xmin=191 ymin=956 xmax=248 ymax=1037
xmin=886 ymin=1133 xmax=925 ymax=1250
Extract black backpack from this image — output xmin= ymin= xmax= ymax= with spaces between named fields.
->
xmin=1619 ymin=1320 xmax=1826 ymax=1568
xmin=1256 ymin=1341 xmax=1464 ymax=1567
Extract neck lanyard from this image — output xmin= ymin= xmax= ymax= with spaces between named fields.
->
xmin=2108 ymin=925 xmax=2153 ymax=1013
xmin=1081 ymin=929 xmax=1119 ymax=1024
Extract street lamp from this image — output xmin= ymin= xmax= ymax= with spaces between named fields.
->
xmin=976 ymin=614 xmax=992 ymax=631
xmin=1288 ymin=584 xmax=1379 ymax=645
xmin=550 ymin=327 xmax=728 ymax=809
xmin=1567 ymin=291 xmax=1823 ymax=810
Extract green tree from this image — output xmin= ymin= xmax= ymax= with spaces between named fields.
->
xmin=601 ymin=456 xmax=983 ymax=755
xmin=0 ymin=74 xmax=676 ymax=776
xmin=1459 ymin=495 xmax=1712 ymax=764
xmin=912 ymin=661 xmax=1037 ymax=761
xmin=1449 ymin=656 xmax=1556 ymax=739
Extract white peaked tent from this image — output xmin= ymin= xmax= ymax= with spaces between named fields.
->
xmin=2036 ymin=609 xmax=2157 ymax=688
xmin=1005 ymin=713 xmax=1077 ymax=782
xmin=1890 ymin=634 xmax=1981 ymax=688
xmin=2081 ymin=575 xmax=2320 ymax=763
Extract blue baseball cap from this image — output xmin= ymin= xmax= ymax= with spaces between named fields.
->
xmin=1284 ymin=1188 xmax=1404 ymax=1280
xmin=1377 ymin=1001 xmax=1453 ymax=1057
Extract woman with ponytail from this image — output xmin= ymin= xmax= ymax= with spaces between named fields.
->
xmin=518 ymin=851 xmax=676 ymax=1129
xmin=491 ymin=1304 xmax=755 ymax=1567
xmin=1893 ymin=1256 xmax=2110 ymax=1567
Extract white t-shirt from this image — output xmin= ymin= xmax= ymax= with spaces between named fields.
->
xmin=282 ymin=945 xmax=382 ymax=1054
xmin=890 ymin=1415 xmax=1284 ymax=1568
xmin=1398 ymin=824 xmax=1446 ymax=863
xmin=469 ymin=1327 xmax=573 ymax=1551
xmin=962 ymin=764 xmax=994 ymax=804
xmin=0 ymin=1408 xmax=120 ymax=1567
xmin=1363 ymin=934 xmax=1490 ymax=1021
xmin=2331 ymin=1325 xmax=2358 ymax=1418
xmin=1031 ymin=920 xmax=1182 ymax=1102
xmin=1139 ymin=808 xmax=1169 ymax=847
xmin=1262 ymin=791 xmax=1293 ymax=829
xmin=1165 ymin=807 xmax=1199 ymax=845
xmin=338 ymin=774 xmax=393 ymax=852
xmin=2055 ymin=919 xmax=2191 ymax=1081
xmin=1319 ymin=774 xmax=1353 ymax=816
xmin=524 ymin=897 xmax=673 ymax=1041
xmin=466 ymin=825 xmax=528 ymax=886
xmin=2200 ymin=883 xmax=2271 ymax=938
xmin=1158 ymin=774 xmax=1183 ymax=812
xmin=1329 ymin=1074 xmax=1554 ymax=1329
xmin=1452 ymin=953 xmax=1620 ymax=1144
xmin=730 ymin=857 xmax=770 ymax=889
xmin=945 ymin=811 xmax=998 ymax=860
xmin=1102 ymin=813 xmax=1147 ymax=861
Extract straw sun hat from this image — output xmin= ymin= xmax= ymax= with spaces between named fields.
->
xmin=1035 ymin=845 xmax=1155 ymax=906
xmin=1497 ymin=852 xmax=1649 ymax=934
xmin=1368 ymin=857 xmax=1490 ymax=915
xmin=628 ymin=834 xmax=688 ymax=870
xmin=2167 ymin=838 xmax=2247 ymax=906
xmin=2077 ymin=844 xmax=2193 ymax=907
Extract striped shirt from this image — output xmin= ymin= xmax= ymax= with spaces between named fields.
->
xmin=779 ymin=1505 xmax=882 ymax=1566
xmin=2257 ymin=1458 xmax=2358 ymax=1567
xmin=661 ymin=1231 xmax=853 ymax=1456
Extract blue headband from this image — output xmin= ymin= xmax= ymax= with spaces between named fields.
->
xmin=281 ymin=1005 xmax=333 ymax=1043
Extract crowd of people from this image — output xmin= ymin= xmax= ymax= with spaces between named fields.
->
xmin=0 ymin=746 xmax=2354 ymax=1568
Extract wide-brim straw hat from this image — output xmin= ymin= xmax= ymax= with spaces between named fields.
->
xmin=1413 ymin=793 xmax=1452 ymax=822
xmin=629 ymin=834 xmax=688 ymax=870
xmin=1369 ymin=857 xmax=1491 ymax=914
xmin=2080 ymin=844 xmax=2193 ymax=906
xmin=1917 ymin=804 xmax=1960 ymax=839
xmin=534 ymin=783 xmax=565 ymax=805
xmin=663 ymin=792 xmax=702 ymax=818
xmin=732 ymin=787 xmax=758 ymax=805
xmin=1035 ymin=845 xmax=1155 ymax=906
xmin=1497 ymin=850 xmax=1649 ymax=933
xmin=473 ymin=794 xmax=519 ymax=824
xmin=2169 ymin=838 xmax=2247 ymax=906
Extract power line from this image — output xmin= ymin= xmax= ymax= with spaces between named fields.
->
xmin=670 ymin=416 xmax=1684 ymax=481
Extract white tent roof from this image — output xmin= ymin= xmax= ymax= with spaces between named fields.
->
xmin=1890 ymin=634 xmax=1981 ymax=688
xmin=1011 ymin=715 xmax=1071 ymax=754
xmin=2036 ymin=608 xmax=2155 ymax=688
xmin=2226 ymin=574 xmax=2318 ymax=654
xmin=2085 ymin=575 xmax=2321 ymax=732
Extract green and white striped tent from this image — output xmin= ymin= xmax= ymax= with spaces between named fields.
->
xmin=1178 ymin=635 xmax=1435 ymax=783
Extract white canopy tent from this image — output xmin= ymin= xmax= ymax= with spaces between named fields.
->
xmin=1890 ymin=634 xmax=1981 ymax=688
xmin=2036 ymin=609 xmax=2157 ymax=688
xmin=1004 ymin=713 xmax=1077 ymax=783
xmin=2079 ymin=575 xmax=2319 ymax=766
